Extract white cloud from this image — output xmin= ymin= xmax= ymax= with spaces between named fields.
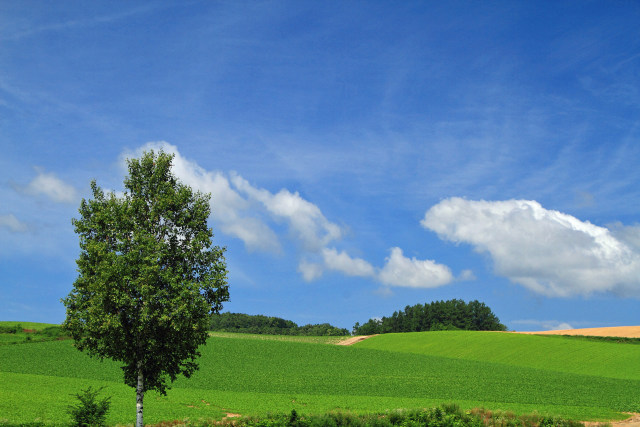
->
xmin=122 ymin=143 xmax=461 ymax=290
xmin=322 ymin=247 xmax=376 ymax=278
xmin=231 ymin=173 xmax=342 ymax=251
xmin=378 ymin=247 xmax=454 ymax=288
xmin=298 ymin=259 xmax=324 ymax=282
xmin=23 ymin=168 xmax=77 ymax=203
xmin=422 ymin=197 xmax=640 ymax=297
xmin=127 ymin=142 xmax=345 ymax=256
xmin=609 ymin=223 xmax=640 ymax=251
xmin=127 ymin=142 xmax=280 ymax=252
xmin=0 ymin=214 xmax=28 ymax=233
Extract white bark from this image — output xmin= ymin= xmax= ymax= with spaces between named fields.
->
xmin=136 ymin=362 xmax=144 ymax=427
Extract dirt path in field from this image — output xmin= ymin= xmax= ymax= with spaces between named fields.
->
xmin=336 ymin=335 xmax=377 ymax=345
xmin=514 ymin=325 xmax=640 ymax=338
xmin=584 ymin=413 xmax=640 ymax=427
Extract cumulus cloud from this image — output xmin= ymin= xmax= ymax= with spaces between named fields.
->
xmin=22 ymin=168 xmax=77 ymax=203
xmin=122 ymin=143 xmax=461 ymax=290
xmin=126 ymin=142 xmax=343 ymax=256
xmin=231 ymin=174 xmax=342 ymax=251
xmin=126 ymin=142 xmax=280 ymax=252
xmin=0 ymin=214 xmax=28 ymax=233
xmin=378 ymin=247 xmax=454 ymax=288
xmin=298 ymin=259 xmax=324 ymax=282
xmin=422 ymin=197 xmax=640 ymax=297
xmin=322 ymin=247 xmax=376 ymax=278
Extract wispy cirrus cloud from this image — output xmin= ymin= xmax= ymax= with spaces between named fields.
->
xmin=422 ymin=197 xmax=640 ymax=297
xmin=0 ymin=214 xmax=28 ymax=233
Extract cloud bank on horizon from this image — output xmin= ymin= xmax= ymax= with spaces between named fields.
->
xmin=116 ymin=142 xmax=640 ymax=299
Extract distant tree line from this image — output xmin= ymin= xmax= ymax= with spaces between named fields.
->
xmin=353 ymin=299 xmax=507 ymax=335
xmin=209 ymin=312 xmax=350 ymax=336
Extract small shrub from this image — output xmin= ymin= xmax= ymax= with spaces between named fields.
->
xmin=0 ymin=324 xmax=22 ymax=334
xmin=67 ymin=386 xmax=111 ymax=427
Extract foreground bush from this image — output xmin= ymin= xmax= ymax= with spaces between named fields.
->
xmin=67 ymin=387 xmax=111 ymax=427
xmin=211 ymin=404 xmax=585 ymax=427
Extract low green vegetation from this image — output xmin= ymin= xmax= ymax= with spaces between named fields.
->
xmin=354 ymin=331 xmax=640 ymax=380
xmin=0 ymin=321 xmax=68 ymax=345
xmin=1 ymin=324 xmax=638 ymax=425
xmin=353 ymin=299 xmax=506 ymax=334
xmin=229 ymin=405 xmax=584 ymax=427
xmin=210 ymin=331 xmax=347 ymax=344
xmin=210 ymin=312 xmax=350 ymax=336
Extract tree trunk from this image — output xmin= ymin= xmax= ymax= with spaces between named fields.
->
xmin=136 ymin=362 xmax=144 ymax=427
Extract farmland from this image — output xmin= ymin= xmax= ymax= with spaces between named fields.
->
xmin=1 ymin=323 xmax=639 ymax=425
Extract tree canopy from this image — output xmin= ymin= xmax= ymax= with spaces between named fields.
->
xmin=353 ymin=299 xmax=506 ymax=335
xmin=210 ymin=312 xmax=349 ymax=336
xmin=62 ymin=151 xmax=229 ymax=426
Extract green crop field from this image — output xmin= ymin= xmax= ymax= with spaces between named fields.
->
xmin=1 ymin=324 xmax=638 ymax=426
xmin=355 ymin=331 xmax=640 ymax=380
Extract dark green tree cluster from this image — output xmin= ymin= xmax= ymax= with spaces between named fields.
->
xmin=353 ymin=299 xmax=506 ymax=335
xmin=210 ymin=312 xmax=349 ymax=336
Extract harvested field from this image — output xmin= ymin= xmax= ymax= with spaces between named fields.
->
xmin=516 ymin=326 xmax=640 ymax=338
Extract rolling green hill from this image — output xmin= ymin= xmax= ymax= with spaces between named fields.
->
xmin=0 ymin=328 xmax=638 ymax=425
xmin=354 ymin=331 xmax=640 ymax=380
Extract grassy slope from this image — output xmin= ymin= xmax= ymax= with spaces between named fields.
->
xmin=0 ymin=321 xmax=58 ymax=331
xmin=354 ymin=331 xmax=640 ymax=380
xmin=1 ymin=332 xmax=639 ymax=425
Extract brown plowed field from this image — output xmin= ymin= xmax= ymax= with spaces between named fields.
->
xmin=515 ymin=326 xmax=640 ymax=338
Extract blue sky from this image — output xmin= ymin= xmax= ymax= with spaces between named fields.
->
xmin=2 ymin=1 xmax=639 ymax=331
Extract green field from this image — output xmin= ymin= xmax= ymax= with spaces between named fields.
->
xmin=355 ymin=331 xmax=640 ymax=380
xmin=1 ymin=324 xmax=638 ymax=425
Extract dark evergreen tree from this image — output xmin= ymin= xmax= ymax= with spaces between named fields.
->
xmin=353 ymin=299 xmax=506 ymax=335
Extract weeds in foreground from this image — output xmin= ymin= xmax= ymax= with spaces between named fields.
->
xmin=149 ymin=404 xmax=589 ymax=427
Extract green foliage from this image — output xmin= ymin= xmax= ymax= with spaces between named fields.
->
xmin=62 ymin=150 xmax=229 ymax=397
xmin=67 ymin=387 xmax=111 ymax=427
xmin=210 ymin=332 xmax=347 ymax=344
xmin=0 ymin=322 xmax=69 ymax=345
xmin=0 ymin=324 xmax=22 ymax=334
xmin=0 ymin=321 xmax=58 ymax=331
xmin=353 ymin=299 xmax=506 ymax=335
xmin=223 ymin=404 xmax=587 ymax=427
xmin=211 ymin=313 xmax=349 ymax=336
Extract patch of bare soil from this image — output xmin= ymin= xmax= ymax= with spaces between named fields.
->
xmin=584 ymin=413 xmax=640 ymax=427
xmin=514 ymin=326 xmax=640 ymax=338
xmin=337 ymin=335 xmax=377 ymax=345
